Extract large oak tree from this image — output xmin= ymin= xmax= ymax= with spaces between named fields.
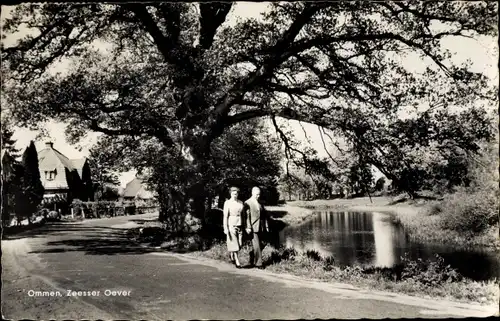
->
xmin=2 ymin=2 xmax=497 ymax=220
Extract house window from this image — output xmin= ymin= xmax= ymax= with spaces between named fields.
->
xmin=45 ymin=170 xmax=56 ymax=181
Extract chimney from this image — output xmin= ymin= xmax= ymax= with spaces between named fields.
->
xmin=45 ymin=141 xmax=54 ymax=149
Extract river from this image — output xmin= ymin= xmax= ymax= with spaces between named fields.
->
xmin=278 ymin=211 xmax=499 ymax=281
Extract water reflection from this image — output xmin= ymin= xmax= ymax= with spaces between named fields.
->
xmin=372 ymin=212 xmax=396 ymax=267
xmin=278 ymin=211 xmax=499 ymax=281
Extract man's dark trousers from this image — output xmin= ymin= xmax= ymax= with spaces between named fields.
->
xmin=249 ymin=232 xmax=264 ymax=267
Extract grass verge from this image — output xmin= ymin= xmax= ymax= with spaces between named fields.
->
xmin=193 ymin=242 xmax=499 ymax=306
xmin=390 ymin=204 xmax=499 ymax=250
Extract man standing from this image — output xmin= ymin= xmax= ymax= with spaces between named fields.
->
xmin=245 ymin=187 xmax=269 ymax=269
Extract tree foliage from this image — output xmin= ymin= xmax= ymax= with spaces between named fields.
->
xmin=2 ymin=2 xmax=497 ymax=219
xmin=86 ymin=119 xmax=283 ymax=222
xmin=18 ymin=141 xmax=45 ymax=222
xmin=87 ymin=141 xmax=121 ymax=200
xmin=1 ymin=118 xmax=22 ymax=159
xmin=209 ymin=119 xmax=282 ymax=204
xmin=437 ymin=134 xmax=499 ymax=233
xmin=1 ymin=150 xmax=21 ymax=224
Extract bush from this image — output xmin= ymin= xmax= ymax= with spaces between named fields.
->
xmin=280 ymin=247 xmax=298 ymax=261
xmin=46 ymin=210 xmax=61 ymax=221
xmin=400 ymin=254 xmax=463 ymax=286
xmin=439 ymin=189 xmax=498 ymax=233
xmin=70 ymin=200 xmax=137 ymax=218
xmin=322 ymin=255 xmax=335 ymax=271
xmin=305 ymin=250 xmax=322 ymax=261
xmin=71 ymin=199 xmax=84 ymax=216
xmin=264 ymin=247 xmax=298 ymax=265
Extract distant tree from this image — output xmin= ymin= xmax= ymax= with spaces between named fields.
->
xmin=467 ymin=126 xmax=499 ymax=193
xmin=86 ymin=119 xmax=283 ymax=225
xmin=1 ymin=124 xmax=21 ymax=159
xmin=278 ymin=166 xmax=323 ymax=201
xmin=209 ymin=119 xmax=282 ymax=205
xmin=347 ymin=161 xmax=373 ymax=197
xmin=278 ymin=172 xmax=303 ymax=201
xmin=1 ymin=150 xmax=23 ymax=225
xmin=88 ymin=143 xmax=121 ymax=201
xmin=18 ymin=141 xmax=45 ymax=222
xmin=374 ymin=177 xmax=386 ymax=192
xmin=80 ymin=161 xmax=94 ymax=201
xmin=99 ymin=185 xmax=121 ymax=201
xmin=349 ymin=108 xmax=495 ymax=198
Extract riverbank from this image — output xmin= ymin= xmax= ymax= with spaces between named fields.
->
xmin=286 ymin=196 xmax=500 ymax=251
xmin=128 ymin=203 xmax=499 ymax=306
xmin=194 ymin=242 xmax=499 ymax=306
xmin=266 ymin=204 xmax=314 ymax=226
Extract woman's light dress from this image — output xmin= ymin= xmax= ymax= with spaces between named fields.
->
xmin=223 ymin=199 xmax=244 ymax=252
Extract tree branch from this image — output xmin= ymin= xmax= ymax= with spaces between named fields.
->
xmin=154 ymin=3 xmax=181 ymax=44
xmin=270 ymin=115 xmax=325 ymax=191
xmin=318 ymin=126 xmax=342 ymax=166
xmin=212 ymin=3 xmax=325 ymax=118
xmin=198 ymin=3 xmax=233 ymax=50
xmin=286 ymin=32 xmax=453 ymax=76
xmin=125 ymin=4 xmax=191 ymax=71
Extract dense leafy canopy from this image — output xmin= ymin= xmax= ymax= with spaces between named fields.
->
xmin=2 ymin=2 xmax=497 ymax=218
xmin=86 ymin=119 xmax=283 ymax=216
xmin=87 ymin=142 xmax=121 ymax=200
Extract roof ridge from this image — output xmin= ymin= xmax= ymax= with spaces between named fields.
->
xmin=52 ymin=147 xmax=71 ymax=160
xmin=43 ymin=147 xmax=75 ymax=170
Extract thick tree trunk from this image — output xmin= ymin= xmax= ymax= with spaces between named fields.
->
xmin=156 ymin=133 xmax=213 ymax=233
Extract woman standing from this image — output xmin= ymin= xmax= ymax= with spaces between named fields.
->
xmin=223 ymin=187 xmax=244 ymax=268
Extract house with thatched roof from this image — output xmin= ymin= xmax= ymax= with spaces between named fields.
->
xmin=122 ymin=177 xmax=156 ymax=206
xmin=38 ymin=141 xmax=93 ymax=205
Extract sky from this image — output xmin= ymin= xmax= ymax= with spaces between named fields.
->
xmin=1 ymin=2 xmax=498 ymax=187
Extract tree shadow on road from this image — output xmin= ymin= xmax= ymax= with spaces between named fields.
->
xmin=2 ymin=222 xmax=99 ymax=240
xmin=29 ymin=236 xmax=158 ymax=255
xmin=27 ymin=227 xmax=158 ymax=255
xmin=10 ymin=220 xmax=159 ymax=255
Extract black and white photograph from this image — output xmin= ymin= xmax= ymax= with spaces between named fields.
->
xmin=1 ymin=1 xmax=499 ymax=319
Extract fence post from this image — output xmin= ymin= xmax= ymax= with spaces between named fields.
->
xmin=71 ymin=208 xmax=74 ymax=219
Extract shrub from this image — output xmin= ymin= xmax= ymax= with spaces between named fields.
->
xmin=280 ymin=247 xmax=298 ymax=261
xmin=322 ymin=255 xmax=335 ymax=271
xmin=305 ymin=250 xmax=322 ymax=261
xmin=71 ymin=199 xmax=84 ymax=215
xmin=263 ymin=246 xmax=298 ymax=265
xmin=400 ymin=253 xmax=463 ymax=286
xmin=439 ymin=189 xmax=498 ymax=233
